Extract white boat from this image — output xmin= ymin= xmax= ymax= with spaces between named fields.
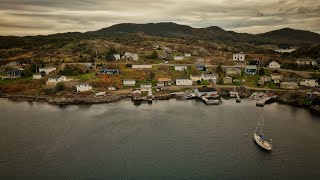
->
xmin=253 ymin=110 xmax=272 ymax=151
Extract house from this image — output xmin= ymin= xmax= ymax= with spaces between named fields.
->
xmin=268 ymin=61 xmax=281 ymax=69
xmin=184 ymin=53 xmax=192 ymax=57
xmin=296 ymin=58 xmax=318 ymax=66
xmin=124 ymin=53 xmax=139 ymax=61
xmin=271 ymin=73 xmax=284 ymax=81
xmin=300 ymin=79 xmax=319 ymax=87
xmin=99 ymin=68 xmax=119 ymax=75
xmin=39 ymin=67 xmax=56 ymax=75
xmin=190 ymin=74 xmax=202 ymax=82
xmin=159 ymin=53 xmax=168 ymax=60
xmin=46 ymin=76 xmax=67 ymax=86
xmin=174 ymin=65 xmax=188 ymax=71
xmin=6 ymin=68 xmax=23 ymax=77
xmin=196 ymin=64 xmax=206 ymax=71
xmin=108 ymin=86 xmax=116 ymax=91
xmin=280 ymin=82 xmax=299 ymax=90
xmin=113 ymin=54 xmax=121 ymax=60
xmin=307 ymin=89 xmax=320 ymax=99
xmin=225 ymin=67 xmax=241 ymax=75
xmin=245 ymin=66 xmax=257 ymax=75
xmin=174 ymin=56 xmax=184 ymax=61
xmin=76 ymin=83 xmax=92 ymax=92
xmin=140 ymin=84 xmax=152 ymax=92
xmin=123 ymin=79 xmax=136 ymax=87
xmin=176 ymin=79 xmax=193 ymax=86
xmin=201 ymin=74 xmax=218 ymax=84
xmin=157 ymin=78 xmax=172 ymax=87
xmin=132 ymin=64 xmax=152 ymax=69
xmin=260 ymin=76 xmax=272 ymax=83
xmin=33 ymin=74 xmax=42 ymax=80
xmin=194 ymin=87 xmax=218 ymax=97
xmin=223 ymin=76 xmax=233 ymax=84
xmin=233 ymin=52 xmax=245 ymax=62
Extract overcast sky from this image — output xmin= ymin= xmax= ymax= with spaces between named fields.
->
xmin=0 ymin=0 xmax=319 ymax=36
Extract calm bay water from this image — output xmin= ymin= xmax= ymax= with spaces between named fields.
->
xmin=0 ymin=98 xmax=319 ymax=179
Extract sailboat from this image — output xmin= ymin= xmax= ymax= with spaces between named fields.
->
xmin=253 ymin=110 xmax=272 ymax=151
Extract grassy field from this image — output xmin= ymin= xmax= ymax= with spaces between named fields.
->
xmin=76 ymin=73 xmax=96 ymax=82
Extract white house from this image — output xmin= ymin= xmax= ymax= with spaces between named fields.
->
xmin=268 ymin=61 xmax=281 ymax=69
xmin=201 ymin=74 xmax=218 ymax=84
xmin=33 ymin=74 xmax=42 ymax=80
xmin=123 ymin=79 xmax=136 ymax=86
xmin=176 ymin=79 xmax=193 ymax=86
xmin=233 ymin=53 xmax=245 ymax=62
xmin=39 ymin=67 xmax=56 ymax=75
xmin=174 ymin=65 xmax=188 ymax=71
xmin=190 ymin=74 xmax=202 ymax=82
xmin=124 ymin=53 xmax=139 ymax=61
xmin=76 ymin=84 xmax=92 ymax=92
xmin=113 ymin=54 xmax=121 ymax=60
xmin=300 ymin=79 xmax=318 ymax=87
xmin=174 ymin=56 xmax=184 ymax=61
xmin=184 ymin=53 xmax=192 ymax=57
xmin=296 ymin=59 xmax=318 ymax=66
xmin=46 ymin=76 xmax=67 ymax=86
xmin=140 ymin=84 xmax=152 ymax=92
xmin=132 ymin=64 xmax=152 ymax=69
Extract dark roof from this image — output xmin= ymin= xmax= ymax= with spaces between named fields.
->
xmin=197 ymin=87 xmax=217 ymax=92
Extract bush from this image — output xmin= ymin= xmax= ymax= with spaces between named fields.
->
xmin=56 ymin=82 xmax=65 ymax=92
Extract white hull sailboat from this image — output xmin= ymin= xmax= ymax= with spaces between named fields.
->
xmin=254 ymin=110 xmax=272 ymax=151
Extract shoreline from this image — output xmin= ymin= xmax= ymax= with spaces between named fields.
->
xmin=1 ymin=91 xmax=319 ymax=115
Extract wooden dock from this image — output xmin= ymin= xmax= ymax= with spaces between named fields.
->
xmin=256 ymin=95 xmax=277 ymax=107
xmin=202 ymin=96 xmax=220 ymax=105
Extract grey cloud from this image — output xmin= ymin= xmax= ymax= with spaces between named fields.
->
xmin=0 ymin=0 xmax=319 ymax=35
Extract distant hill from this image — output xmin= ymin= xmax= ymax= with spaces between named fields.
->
xmin=1 ymin=22 xmax=320 ymax=49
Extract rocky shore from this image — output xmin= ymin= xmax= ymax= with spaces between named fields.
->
xmin=1 ymin=90 xmax=319 ymax=115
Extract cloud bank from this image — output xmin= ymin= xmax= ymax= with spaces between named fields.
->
xmin=0 ymin=0 xmax=319 ymax=36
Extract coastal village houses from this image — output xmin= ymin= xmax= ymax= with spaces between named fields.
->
xmin=271 ymin=73 xmax=284 ymax=84
xmin=123 ymin=79 xmax=136 ymax=87
xmin=157 ymin=78 xmax=172 ymax=87
xmin=174 ymin=65 xmax=187 ymax=71
xmin=176 ymin=79 xmax=193 ymax=86
xmin=296 ymin=58 xmax=318 ymax=66
xmin=46 ymin=76 xmax=67 ymax=86
xmin=300 ymin=79 xmax=319 ymax=87
xmin=39 ymin=67 xmax=57 ymax=75
xmin=6 ymin=68 xmax=23 ymax=77
xmin=76 ymin=83 xmax=93 ymax=92
xmin=113 ymin=54 xmax=121 ymax=60
xmin=245 ymin=66 xmax=257 ymax=75
xmin=280 ymin=82 xmax=299 ymax=90
xmin=225 ymin=67 xmax=241 ymax=76
xmin=140 ymin=84 xmax=152 ymax=92
xmin=201 ymin=74 xmax=218 ymax=84
xmin=190 ymin=74 xmax=202 ymax=82
xmin=124 ymin=52 xmax=139 ymax=61
xmin=99 ymin=68 xmax=119 ymax=75
xmin=223 ymin=76 xmax=233 ymax=84
xmin=268 ymin=61 xmax=281 ymax=69
xmin=174 ymin=56 xmax=184 ymax=61
xmin=233 ymin=52 xmax=245 ymax=62
xmin=184 ymin=53 xmax=192 ymax=57
xmin=33 ymin=74 xmax=42 ymax=80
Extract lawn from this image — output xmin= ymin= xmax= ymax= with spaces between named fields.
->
xmin=243 ymin=75 xmax=259 ymax=87
xmin=76 ymin=73 xmax=96 ymax=82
